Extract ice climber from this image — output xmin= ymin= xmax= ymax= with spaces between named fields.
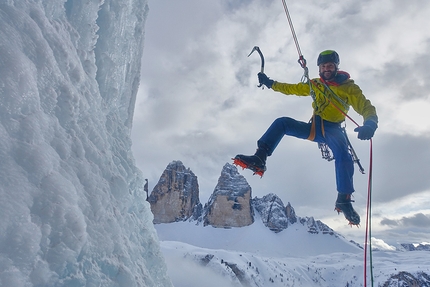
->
xmin=233 ymin=50 xmax=378 ymax=226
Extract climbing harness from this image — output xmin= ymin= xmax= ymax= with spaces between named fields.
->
xmin=308 ymin=115 xmax=365 ymax=174
xmin=321 ymin=125 xmax=366 ymax=175
xmin=279 ymin=0 xmax=375 ymax=285
xmin=248 ymin=46 xmax=265 ymax=88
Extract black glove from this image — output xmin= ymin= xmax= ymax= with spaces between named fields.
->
xmin=258 ymin=72 xmax=274 ymax=89
xmin=354 ymin=120 xmax=377 ymax=140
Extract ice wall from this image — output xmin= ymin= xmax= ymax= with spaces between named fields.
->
xmin=0 ymin=1 xmax=172 ymax=286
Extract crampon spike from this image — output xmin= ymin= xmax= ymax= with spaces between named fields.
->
xmin=335 ymin=207 xmax=360 ymax=227
xmin=232 ymin=157 xmax=265 ymax=178
xmin=232 ymin=157 xmax=248 ymax=169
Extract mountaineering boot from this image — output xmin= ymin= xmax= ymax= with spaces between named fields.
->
xmin=233 ymin=148 xmax=267 ymax=177
xmin=335 ymin=193 xmax=360 ymax=226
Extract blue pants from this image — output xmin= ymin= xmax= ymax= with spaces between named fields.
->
xmin=257 ymin=116 xmax=354 ymax=194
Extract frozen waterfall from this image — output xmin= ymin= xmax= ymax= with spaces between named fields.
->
xmin=0 ymin=1 xmax=171 ymax=286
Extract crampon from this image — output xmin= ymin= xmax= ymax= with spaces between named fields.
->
xmin=232 ymin=156 xmax=265 ymax=177
xmin=334 ymin=193 xmax=361 ymax=226
xmin=335 ymin=206 xmax=361 ymax=227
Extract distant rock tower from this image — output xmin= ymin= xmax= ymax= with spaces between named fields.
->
xmin=203 ymin=163 xmax=254 ymax=228
xmin=148 ymin=161 xmax=202 ymax=223
xmin=253 ymin=193 xmax=291 ymax=233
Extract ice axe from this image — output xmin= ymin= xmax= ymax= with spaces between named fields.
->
xmin=248 ymin=46 xmax=265 ymax=88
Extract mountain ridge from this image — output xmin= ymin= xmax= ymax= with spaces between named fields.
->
xmin=150 ymin=161 xmax=430 ymax=286
xmin=150 ymin=160 xmax=430 ymax=252
xmin=149 ymin=161 xmax=353 ymax=240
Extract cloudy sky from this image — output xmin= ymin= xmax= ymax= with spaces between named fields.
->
xmin=131 ymin=0 xmax=430 ymax=246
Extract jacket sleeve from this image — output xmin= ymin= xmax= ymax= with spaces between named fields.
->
xmin=271 ymin=81 xmax=311 ymax=97
xmin=344 ymin=82 xmax=378 ymax=124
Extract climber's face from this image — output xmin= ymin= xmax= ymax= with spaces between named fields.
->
xmin=319 ymin=62 xmax=337 ymax=81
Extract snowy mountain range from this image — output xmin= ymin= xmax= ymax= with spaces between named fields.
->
xmin=151 ymin=161 xmax=430 ymax=286
xmin=157 ymin=222 xmax=430 ymax=287
xmin=155 ymin=210 xmax=430 ymax=286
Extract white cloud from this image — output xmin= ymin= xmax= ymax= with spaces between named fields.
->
xmin=133 ymin=0 xmax=430 ymax=245
xmin=371 ymin=237 xmax=396 ymax=251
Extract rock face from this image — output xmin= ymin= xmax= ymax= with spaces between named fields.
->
xmin=400 ymin=243 xmax=430 ymax=251
xmin=253 ymin=194 xmax=291 ymax=233
xmin=301 ymin=217 xmax=336 ymax=235
xmin=285 ymin=202 xmax=297 ymax=224
xmin=253 ymin=193 xmax=335 ymax=235
xmin=382 ymin=271 xmax=430 ymax=286
xmin=149 ymin=160 xmax=340 ymax=237
xmin=203 ymin=163 xmax=254 ymax=228
xmin=148 ymin=161 xmax=202 ymax=223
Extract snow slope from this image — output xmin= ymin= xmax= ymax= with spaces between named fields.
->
xmin=156 ymin=219 xmax=430 ymax=287
xmin=155 ymin=213 xmax=360 ymax=258
xmin=161 ymin=240 xmax=430 ymax=287
xmin=0 ymin=1 xmax=171 ymax=286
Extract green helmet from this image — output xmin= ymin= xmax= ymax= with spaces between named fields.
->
xmin=317 ymin=50 xmax=340 ymax=66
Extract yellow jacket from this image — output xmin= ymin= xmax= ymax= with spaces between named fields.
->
xmin=272 ymin=73 xmax=378 ymax=124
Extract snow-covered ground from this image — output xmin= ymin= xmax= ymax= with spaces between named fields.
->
xmin=156 ymin=214 xmax=359 ymax=258
xmin=156 ymin=217 xmax=430 ymax=286
xmin=161 ymin=240 xmax=430 ymax=287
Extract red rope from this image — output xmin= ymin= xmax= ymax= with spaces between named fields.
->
xmin=364 ymin=139 xmax=374 ymax=287
xmin=310 ymin=78 xmax=375 ymax=286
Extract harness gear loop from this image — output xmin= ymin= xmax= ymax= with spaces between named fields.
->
xmin=306 ymin=116 xmax=364 ymax=173
xmin=319 ymin=142 xmax=334 ymax=161
xmin=306 ymin=115 xmax=316 ymax=141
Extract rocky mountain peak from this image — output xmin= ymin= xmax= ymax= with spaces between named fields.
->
xmin=400 ymin=243 xmax=430 ymax=251
xmin=203 ymin=163 xmax=254 ymax=228
xmin=148 ymin=160 xmax=202 ymax=223
xmin=253 ymin=193 xmax=291 ymax=233
xmin=285 ymin=202 xmax=297 ymax=224
xmin=149 ymin=161 xmax=342 ymax=238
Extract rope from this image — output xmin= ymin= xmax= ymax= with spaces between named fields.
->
xmin=309 ymin=80 xmax=358 ymax=125
xmin=280 ymin=1 xmax=375 ymax=285
xmin=281 ymin=0 xmax=316 ymax=104
xmin=364 ymin=139 xmax=374 ymax=287
xmin=281 ymin=0 xmax=303 ymax=60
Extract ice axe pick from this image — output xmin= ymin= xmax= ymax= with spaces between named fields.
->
xmin=248 ymin=46 xmax=265 ymax=88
